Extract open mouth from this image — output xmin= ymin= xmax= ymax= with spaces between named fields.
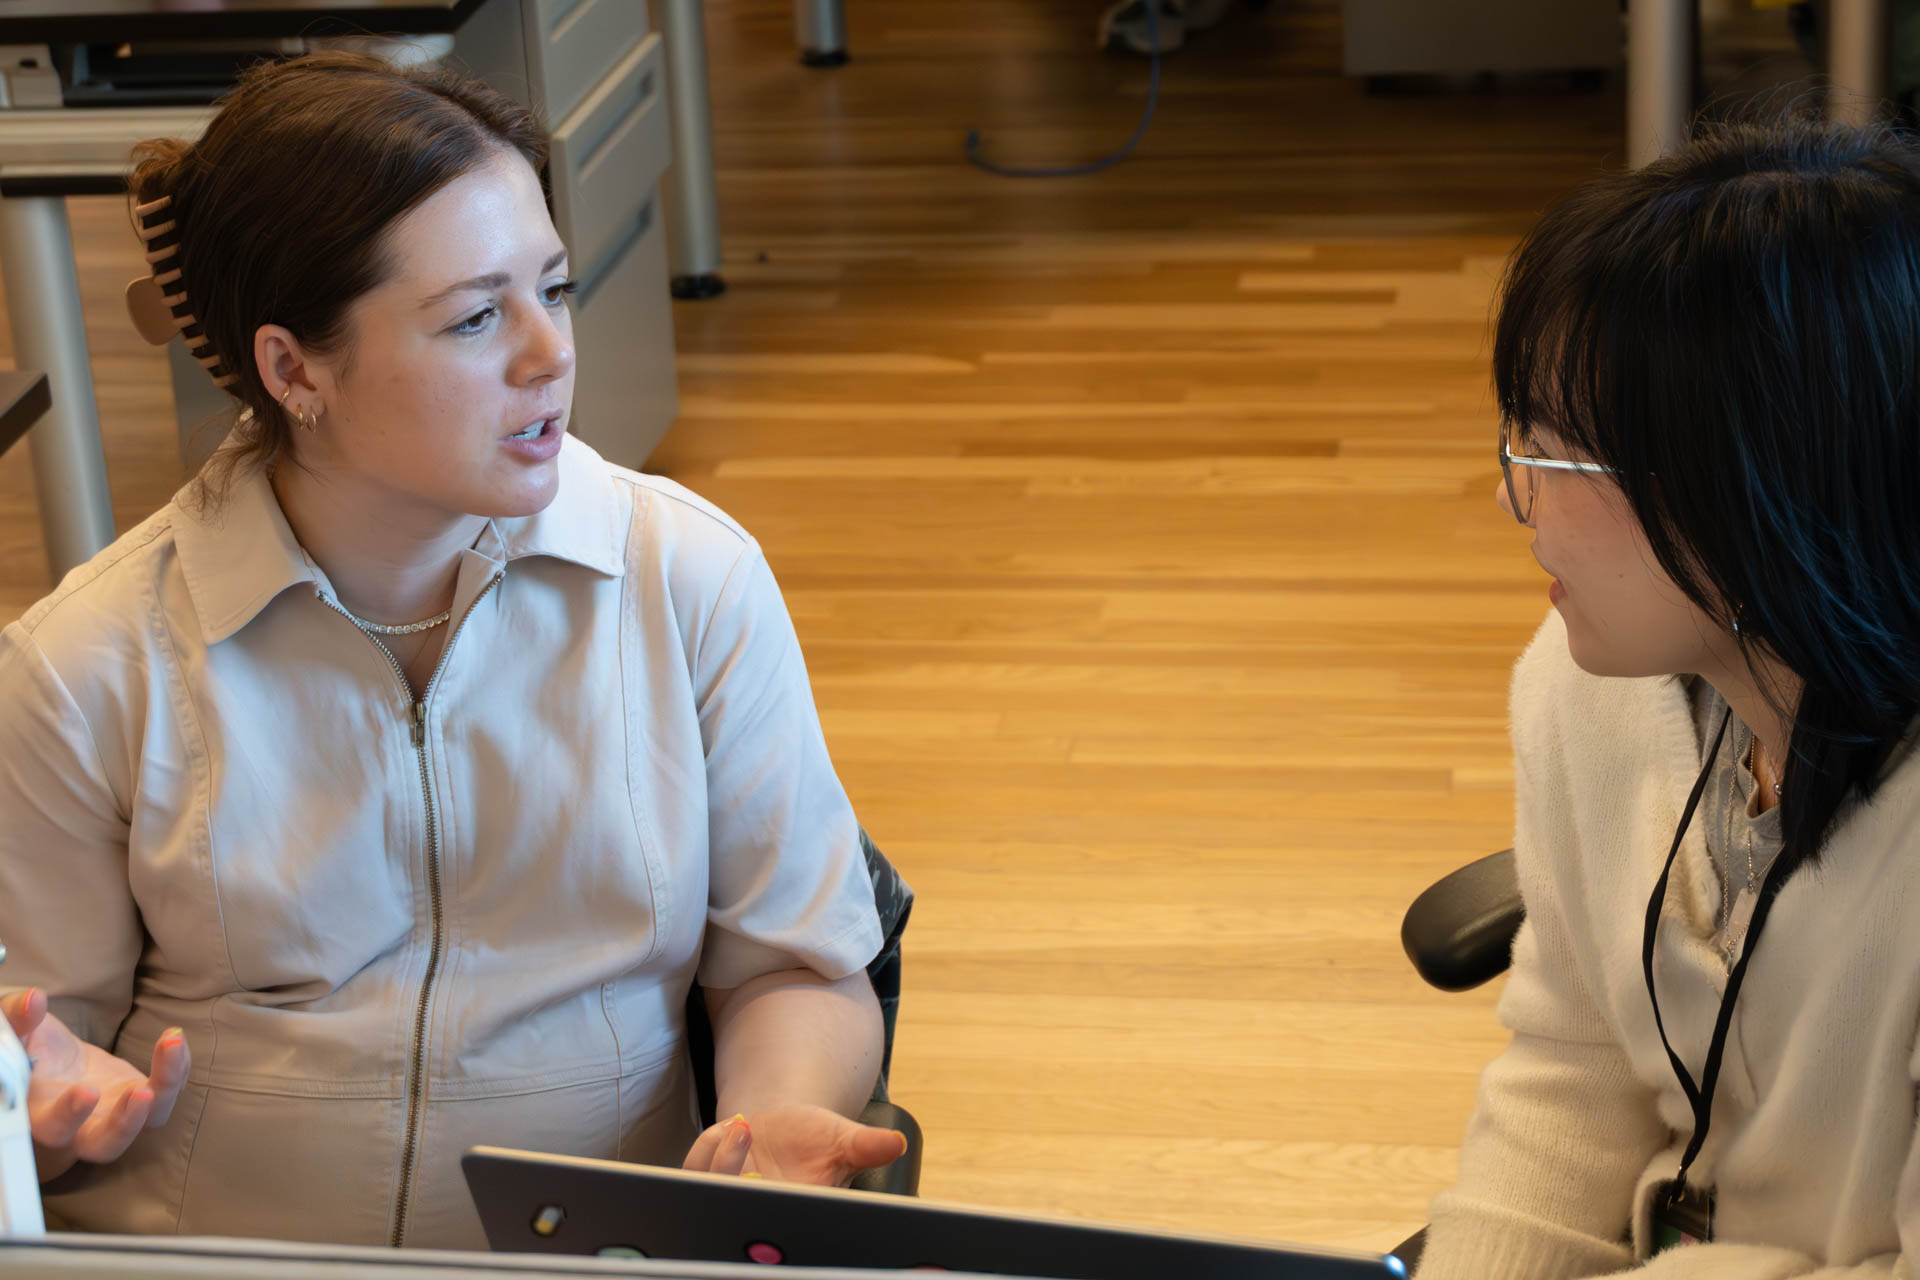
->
xmin=509 ymin=418 xmax=554 ymax=441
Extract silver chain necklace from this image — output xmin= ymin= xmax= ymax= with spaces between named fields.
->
xmin=339 ymin=606 xmax=452 ymax=636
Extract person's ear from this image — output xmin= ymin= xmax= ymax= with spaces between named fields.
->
xmin=253 ymin=323 xmax=324 ymax=405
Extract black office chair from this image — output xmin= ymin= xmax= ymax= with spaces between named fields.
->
xmin=1400 ymin=848 xmax=1523 ymax=993
xmin=685 ymin=827 xmax=924 ymax=1196
xmin=1389 ymin=848 xmax=1525 ymax=1273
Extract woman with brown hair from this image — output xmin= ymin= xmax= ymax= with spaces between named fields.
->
xmin=0 ymin=53 xmax=902 ymax=1248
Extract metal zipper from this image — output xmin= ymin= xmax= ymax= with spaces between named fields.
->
xmin=317 ymin=570 xmax=503 ymax=1248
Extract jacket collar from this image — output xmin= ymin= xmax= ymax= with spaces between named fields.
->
xmin=173 ymin=434 xmax=627 ymax=646
xmin=487 ymin=434 xmax=629 ymax=580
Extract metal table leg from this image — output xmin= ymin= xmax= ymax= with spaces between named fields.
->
xmin=0 ymin=195 xmax=114 ymax=582
xmin=797 ymin=0 xmax=848 ymax=67
xmin=657 ymin=0 xmax=725 ymax=299
xmin=1829 ymin=0 xmax=1891 ymax=127
xmin=1627 ymin=0 xmax=1694 ymax=168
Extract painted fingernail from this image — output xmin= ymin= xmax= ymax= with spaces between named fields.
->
xmin=742 ymin=1172 xmax=764 ymax=1179
xmin=727 ymin=1114 xmax=749 ymax=1131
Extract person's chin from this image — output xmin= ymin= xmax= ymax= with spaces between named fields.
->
xmin=1563 ymin=638 xmax=1621 ymax=677
xmin=479 ymin=458 xmax=563 ymax=520
xmin=1562 ymin=620 xmax=1668 ymax=680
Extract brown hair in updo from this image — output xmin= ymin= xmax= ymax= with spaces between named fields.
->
xmin=127 ymin=52 xmax=548 ymax=503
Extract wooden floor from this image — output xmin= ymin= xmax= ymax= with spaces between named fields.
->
xmin=0 ymin=0 xmax=1636 ymax=1254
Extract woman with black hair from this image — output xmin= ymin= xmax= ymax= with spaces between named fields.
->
xmin=1417 ymin=120 xmax=1920 ymax=1278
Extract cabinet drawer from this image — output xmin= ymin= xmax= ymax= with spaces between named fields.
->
xmin=527 ymin=0 xmax=647 ymax=125
xmin=570 ymin=190 xmax=678 ymax=470
xmin=548 ymin=32 xmax=668 ymax=288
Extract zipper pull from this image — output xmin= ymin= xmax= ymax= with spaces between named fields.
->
xmin=410 ymin=701 xmax=427 ymax=748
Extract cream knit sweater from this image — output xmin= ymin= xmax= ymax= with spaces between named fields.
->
xmin=1416 ymin=611 xmax=1920 ymax=1280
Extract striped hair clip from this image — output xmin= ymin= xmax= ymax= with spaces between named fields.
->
xmin=124 ymin=194 xmax=238 ymax=389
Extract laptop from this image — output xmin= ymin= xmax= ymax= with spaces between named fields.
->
xmin=0 ymin=1233 xmax=966 ymax=1280
xmin=463 ymin=1147 xmax=1406 ymax=1279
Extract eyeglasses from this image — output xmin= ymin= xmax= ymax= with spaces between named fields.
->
xmin=1499 ymin=419 xmax=1619 ymax=525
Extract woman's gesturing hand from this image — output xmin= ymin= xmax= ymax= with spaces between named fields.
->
xmin=0 ymin=988 xmax=190 ymax=1180
xmin=682 ymin=1105 xmax=907 ymax=1186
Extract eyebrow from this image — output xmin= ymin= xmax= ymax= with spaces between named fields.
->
xmin=419 ymin=249 xmax=570 ymax=309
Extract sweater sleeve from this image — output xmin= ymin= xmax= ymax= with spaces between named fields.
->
xmin=1416 ymin=618 xmax=1672 ymax=1279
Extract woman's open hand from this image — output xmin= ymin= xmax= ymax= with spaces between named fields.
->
xmin=682 ymin=1105 xmax=907 ymax=1187
xmin=0 ymin=988 xmax=189 ymax=1180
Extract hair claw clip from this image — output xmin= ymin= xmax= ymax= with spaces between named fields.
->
xmin=124 ymin=193 xmax=238 ymax=387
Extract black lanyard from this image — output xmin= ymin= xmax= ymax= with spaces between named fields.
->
xmin=1642 ymin=707 xmax=1799 ymax=1197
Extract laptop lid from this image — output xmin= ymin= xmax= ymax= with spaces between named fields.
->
xmin=463 ymin=1146 xmax=1405 ymax=1279
xmin=0 ymin=1232 xmax=973 ymax=1280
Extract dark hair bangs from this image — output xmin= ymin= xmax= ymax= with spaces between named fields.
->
xmin=1491 ymin=217 xmax=1616 ymax=459
xmin=1490 ymin=182 xmax=1734 ymax=623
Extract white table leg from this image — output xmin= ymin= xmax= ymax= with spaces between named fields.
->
xmin=0 ymin=195 xmax=114 ymax=582
xmin=797 ymin=0 xmax=848 ymax=67
xmin=657 ymin=0 xmax=725 ymax=298
xmin=1627 ymin=0 xmax=1694 ymax=168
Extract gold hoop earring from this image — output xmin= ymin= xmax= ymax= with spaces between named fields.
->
xmin=279 ymin=384 xmax=316 ymax=434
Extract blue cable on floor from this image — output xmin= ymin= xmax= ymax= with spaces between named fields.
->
xmin=965 ymin=0 xmax=1163 ymax=177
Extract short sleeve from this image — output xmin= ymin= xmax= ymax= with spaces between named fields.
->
xmin=0 ymin=623 xmax=141 ymax=1047
xmin=691 ymin=548 xmax=883 ymax=991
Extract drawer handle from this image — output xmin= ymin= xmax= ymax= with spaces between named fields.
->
xmin=547 ymin=0 xmax=591 ymax=39
xmin=578 ymin=67 xmax=656 ymax=181
xmin=578 ymin=199 xmax=653 ymax=307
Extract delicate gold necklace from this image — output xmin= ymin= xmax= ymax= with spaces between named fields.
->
xmin=1746 ymin=734 xmax=1785 ymax=799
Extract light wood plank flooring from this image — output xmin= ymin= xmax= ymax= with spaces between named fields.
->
xmin=0 ymin=0 xmax=1630 ymax=1253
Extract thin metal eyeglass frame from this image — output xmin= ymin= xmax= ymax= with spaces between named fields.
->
xmin=1498 ymin=419 xmax=1620 ymax=524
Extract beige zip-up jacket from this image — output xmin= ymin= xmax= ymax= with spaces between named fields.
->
xmin=0 ymin=436 xmax=884 ymax=1251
